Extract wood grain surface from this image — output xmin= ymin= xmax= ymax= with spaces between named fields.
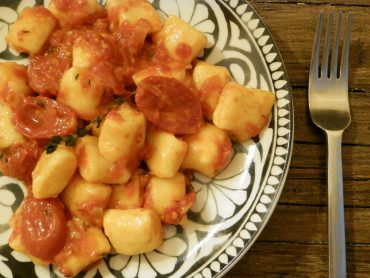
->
xmin=225 ymin=0 xmax=370 ymax=277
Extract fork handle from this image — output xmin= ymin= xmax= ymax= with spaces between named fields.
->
xmin=326 ymin=130 xmax=347 ymax=278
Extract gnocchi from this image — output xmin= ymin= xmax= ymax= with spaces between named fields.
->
xmin=213 ymin=82 xmax=275 ymax=142
xmin=32 ymin=145 xmax=77 ymax=199
xmin=0 ymin=62 xmax=32 ymax=109
xmin=103 ymin=208 xmax=163 ymax=255
xmin=1 ymin=0 xmax=275 ymax=276
xmin=6 ymin=6 xmax=57 ymax=55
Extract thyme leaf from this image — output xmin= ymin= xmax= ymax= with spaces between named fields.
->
xmin=65 ymin=135 xmax=77 ymax=147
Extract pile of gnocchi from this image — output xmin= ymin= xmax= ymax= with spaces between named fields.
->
xmin=0 ymin=0 xmax=275 ymax=276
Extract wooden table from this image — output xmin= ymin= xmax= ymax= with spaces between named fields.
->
xmin=226 ymin=0 xmax=370 ymax=277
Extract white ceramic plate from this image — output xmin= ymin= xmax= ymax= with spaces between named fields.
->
xmin=0 ymin=0 xmax=293 ymax=277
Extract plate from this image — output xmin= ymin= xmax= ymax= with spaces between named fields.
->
xmin=0 ymin=0 xmax=293 ymax=277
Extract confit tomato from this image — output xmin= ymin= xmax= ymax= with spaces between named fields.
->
xmin=15 ymin=96 xmax=77 ymax=139
xmin=21 ymin=197 xmax=67 ymax=261
xmin=135 ymin=76 xmax=202 ymax=135
xmin=0 ymin=140 xmax=44 ymax=184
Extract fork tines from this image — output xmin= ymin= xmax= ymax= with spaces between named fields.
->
xmin=311 ymin=12 xmax=353 ymax=80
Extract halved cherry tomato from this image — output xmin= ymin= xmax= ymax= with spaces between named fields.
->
xmin=0 ymin=140 xmax=44 ymax=184
xmin=15 ymin=96 xmax=78 ymax=139
xmin=135 ymin=76 xmax=202 ymax=135
xmin=21 ymin=197 xmax=67 ymax=261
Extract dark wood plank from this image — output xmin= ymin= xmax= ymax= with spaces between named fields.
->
xmin=292 ymin=88 xmax=370 ymax=145
xmin=258 ymin=205 xmax=370 ymax=243
xmin=281 ymin=178 xmax=370 ymax=207
xmin=249 ymin=2 xmax=370 ymax=89
xmin=225 ymin=242 xmax=370 ymax=278
xmin=290 ymin=143 xmax=370 ymax=179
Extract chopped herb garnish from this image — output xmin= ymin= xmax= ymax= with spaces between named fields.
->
xmin=0 ymin=171 xmax=3 ymax=177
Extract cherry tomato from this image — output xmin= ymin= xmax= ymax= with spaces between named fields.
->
xmin=0 ymin=140 xmax=44 ymax=184
xmin=21 ymin=197 xmax=67 ymax=261
xmin=135 ymin=76 xmax=202 ymax=135
xmin=15 ymin=96 xmax=78 ymax=139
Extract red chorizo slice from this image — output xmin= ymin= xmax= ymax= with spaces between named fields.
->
xmin=135 ymin=76 xmax=202 ymax=135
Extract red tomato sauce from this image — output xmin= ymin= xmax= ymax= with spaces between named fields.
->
xmin=213 ymin=136 xmax=233 ymax=172
xmin=53 ymin=220 xmax=101 ymax=277
xmin=175 ymin=42 xmax=192 ymax=59
xmin=244 ymin=121 xmax=261 ymax=138
xmin=79 ymin=198 xmax=109 ymax=226
xmin=161 ymin=192 xmax=196 ymax=224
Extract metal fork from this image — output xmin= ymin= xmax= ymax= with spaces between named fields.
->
xmin=308 ymin=12 xmax=352 ymax=278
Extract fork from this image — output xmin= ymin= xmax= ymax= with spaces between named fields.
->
xmin=308 ymin=12 xmax=353 ymax=278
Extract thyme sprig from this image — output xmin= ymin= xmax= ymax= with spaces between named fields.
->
xmin=45 ymin=96 xmax=125 ymax=154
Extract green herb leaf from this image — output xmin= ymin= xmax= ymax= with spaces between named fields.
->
xmin=50 ymin=136 xmax=63 ymax=145
xmin=112 ymin=95 xmax=125 ymax=106
xmin=76 ymin=127 xmax=87 ymax=137
xmin=65 ymin=135 xmax=77 ymax=147
xmin=91 ymin=116 xmax=102 ymax=128
xmin=45 ymin=143 xmax=58 ymax=154
xmin=0 ymin=171 xmax=3 ymax=177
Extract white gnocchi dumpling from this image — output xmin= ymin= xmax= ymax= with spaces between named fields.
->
xmin=32 ymin=145 xmax=77 ymax=199
xmin=58 ymin=67 xmax=105 ymax=121
xmin=75 ymin=136 xmax=133 ymax=184
xmin=192 ymin=62 xmax=231 ymax=120
xmin=181 ymin=123 xmax=233 ymax=177
xmin=103 ymin=208 xmax=163 ymax=255
xmin=98 ymin=102 xmax=146 ymax=163
xmin=145 ymin=128 xmax=187 ymax=178
xmin=106 ymin=0 xmax=162 ymax=33
xmin=108 ymin=172 xmax=148 ymax=210
xmin=48 ymin=0 xmax=103 ymax=28
xmin=213 ymin=82 xmax=275 ymax=142
xmin=61 ymin=174 xmax=112 ymax=226
xmin=0 ymin=62 xmax=32 ymax=109
xmin=0 ymin=103 xmax=25 ymax=149
xmin=144 ymin=173 xmax=193 ymax=224
xmin=7 ymin=6 xmax=57 ymax=55
xmin=54 ymin=220 xmax=111 ymax=277
xmin=132 ymin=62 xmax=187 ymax=85
xmin=154 ymin=16 xmax=207 ymax=64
